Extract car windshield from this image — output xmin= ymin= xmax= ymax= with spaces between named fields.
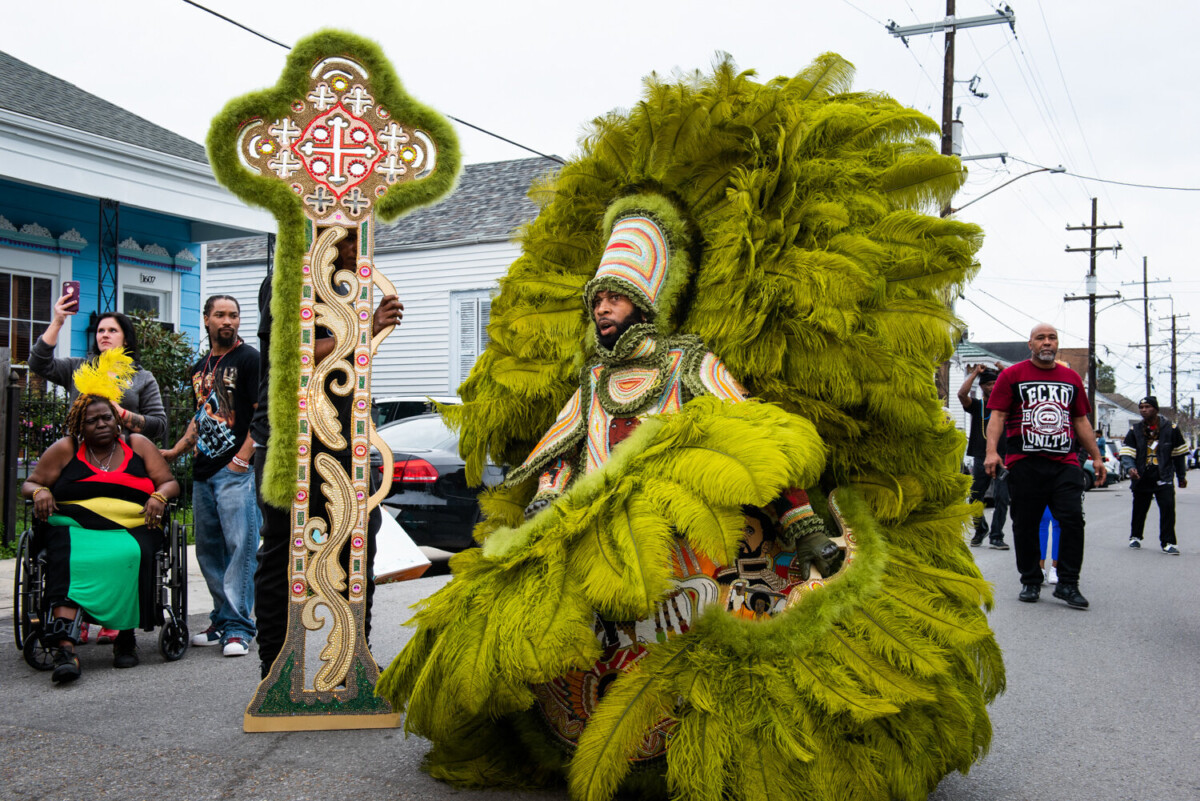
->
xmin=379 ymin=415 xmax=457 ymax=451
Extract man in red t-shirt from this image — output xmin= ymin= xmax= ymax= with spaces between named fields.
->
xmin=984 ymin=323 xmax=1106 ymax=608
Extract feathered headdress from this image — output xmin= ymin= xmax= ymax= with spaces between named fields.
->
xmin=72 ymin=347 xmax=136 ymax=402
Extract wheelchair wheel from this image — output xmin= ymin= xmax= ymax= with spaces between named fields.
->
xmin=158 ymin=612 xmax=189 ymax=661
xmin=12 ymin=530 xmax=37 ymax=651
xmin=22 ymin=632 xmax=55 ymax=671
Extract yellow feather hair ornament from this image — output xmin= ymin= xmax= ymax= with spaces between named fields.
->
xmin=72 ymin=347 xmax=136 ymax=403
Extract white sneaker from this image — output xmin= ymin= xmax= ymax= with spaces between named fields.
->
xmin=191 ymin=625 xmax=223 ymax=647
xmin=222 ymin=636 xmax=250 ymax=657
xmin=1045 ymin=566 xmax=1058 ymax=584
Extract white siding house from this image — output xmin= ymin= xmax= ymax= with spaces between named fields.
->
xmin=204 ymin=157 xmax=554 ymax=395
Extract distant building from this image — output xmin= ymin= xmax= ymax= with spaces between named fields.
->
xmin=205 ymin=157 xmax=554 ymax=396
xmin=0 ymin=50 xmax=270 ymax=360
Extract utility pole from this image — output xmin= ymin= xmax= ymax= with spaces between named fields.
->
xmin=1064 ymin=198 xmax=1122 ymax=428
xmin=1158 ymin=312 xmax=1190 ymax=411
xmin=1120 ymin=275 xmax=1171 ymax=397
xmin=888 ymin=4 xmax=1016 ymax=216
xmin=1143 ymin=257 xmax=1151 ymax=396
xmin=1172 ymin=315 xmax=1178 ymax=410
xmin=941 ymin=0 xmax=956 ymax=163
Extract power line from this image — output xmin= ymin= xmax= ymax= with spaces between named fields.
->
xmin=960 ymin=295 xmax=1029 ymax=338
xmin=179 ymin=0 xmax=290 ymax=49
xmin=444 ymin=117 xmax=564 ymax=165
xmin=973 ymin=286 xmax=1083 ymax=340
xmin=839 ymin=0 xmax=886 ymax=25
xmin=179 ymin=0 xmax=564 ymax=165
xmin=1009 ymin=157 xmax=1200 ymax=192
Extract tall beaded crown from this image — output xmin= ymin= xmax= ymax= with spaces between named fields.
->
xmin=583 ymin=193 xmax=693 ymax=335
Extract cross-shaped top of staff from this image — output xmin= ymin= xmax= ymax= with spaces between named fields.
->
xmin=206 ymin=29 xmax=461 ymax=509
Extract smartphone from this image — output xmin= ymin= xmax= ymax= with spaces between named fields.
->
xmin=61 ymin=280 xmax=80 ymax=313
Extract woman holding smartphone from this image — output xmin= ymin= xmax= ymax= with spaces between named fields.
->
xmin=30 ymin=289 xmax=169 ymax=443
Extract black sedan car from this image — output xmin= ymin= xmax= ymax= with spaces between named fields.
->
xmin=371 ymin=413 xmax=505 ymax=551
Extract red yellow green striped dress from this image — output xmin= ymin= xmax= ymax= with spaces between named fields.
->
xmin=42 ymin=440 xmax=158 ymax=631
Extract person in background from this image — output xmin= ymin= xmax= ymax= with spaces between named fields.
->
xmin=31 ymin=293 xmax=168 ymax=442
xmin=1120 ymin=396 xmax=1187 ymax=555
xmin=29 ymin=290 xmax=168 ymax=646
xmin=1038 ymin=507 xmax=1060 ymax=584
xmin=162 ymin=295 xmax=261 ymax=657
xmin=958 ymin=363 xmax=1009 ymax=550
xmin=985 ymin=323 xmax=1106 ymax=609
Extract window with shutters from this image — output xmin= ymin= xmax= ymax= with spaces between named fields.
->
xmin=0 ymin=271 xmax=54 ymax=362
xmin=449 ymin=289 xmax=493 ymax=391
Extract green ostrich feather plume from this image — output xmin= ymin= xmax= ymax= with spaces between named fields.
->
xmin=206 ymin=29 xmax=461 ymax=507
xmin=381 ymin=53 xmax=1001 ymax=801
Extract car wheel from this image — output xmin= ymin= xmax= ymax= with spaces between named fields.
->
xmin=1082 ymin=471 xmax=1095 ymax=491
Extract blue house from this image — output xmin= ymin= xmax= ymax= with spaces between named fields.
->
xmin=0 ymin=50 xmax=272 ymax=361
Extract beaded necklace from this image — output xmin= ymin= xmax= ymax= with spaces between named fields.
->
xmin=199 ymin=339 xmax=242 ymax=396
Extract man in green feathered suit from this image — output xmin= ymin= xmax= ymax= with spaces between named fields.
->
xmin=497 ymin=192 xmax=846 ymax=762
xmin=378 ymin=54 xmax=1005 ymax=801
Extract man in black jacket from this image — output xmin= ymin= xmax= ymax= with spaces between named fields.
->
xmin=1119 ymin=396 xmax=1188 ymax=555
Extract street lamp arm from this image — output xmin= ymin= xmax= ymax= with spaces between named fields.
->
xmin=951 ymin=165 xmax=1066 ymax=213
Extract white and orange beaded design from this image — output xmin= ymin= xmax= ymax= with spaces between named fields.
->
xmin=591 ymin=216 xmax=670 ymax=309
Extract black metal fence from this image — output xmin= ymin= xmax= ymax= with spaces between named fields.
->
xmin=2 ymin=370 xmax=195 ymax=545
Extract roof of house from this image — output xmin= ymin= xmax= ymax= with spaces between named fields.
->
xmin=0 ymin=50 xmax=208 ymax=164
xmin=954 ymin=340 xmax=1012 ymax=366
xmin=207 ymin=157 xmax=555 ymax=264
xmin=972 ymin=341 xmax=1032 ymax=364
xmin=1103 ymin=392 xmax=1142 ymax=413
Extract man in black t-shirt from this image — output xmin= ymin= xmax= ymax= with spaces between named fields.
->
xmin=958 ymin=363 xmax=1009 ymax=549
xmin=163 ymin=295 xmax=261 ymax=657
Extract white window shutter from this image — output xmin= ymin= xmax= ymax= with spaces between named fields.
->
xmin=479 ymin=298 xmax=491 ymax=351
xmin=458 ymin=297 xmax=478 ymax=382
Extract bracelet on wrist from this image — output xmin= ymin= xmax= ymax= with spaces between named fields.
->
xmin=32 ymin=486 xmax=50 ymax=500
xmin=231 ymin=456 xmax=251 ymax=469
xmin=150 ymin=491 xmax=169 ymax=505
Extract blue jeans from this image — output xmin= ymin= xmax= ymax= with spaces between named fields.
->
xmin=194 ymin=465 xmax=262 ymax=641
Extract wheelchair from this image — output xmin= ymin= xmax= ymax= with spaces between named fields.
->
xmin=12 ymin=503 xmax=190 ymax=670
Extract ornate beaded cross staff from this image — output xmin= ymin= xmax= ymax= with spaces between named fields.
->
xmin=207 ymin=31 xmax=459 ymax=732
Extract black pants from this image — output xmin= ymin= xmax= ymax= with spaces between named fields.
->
xmin=1007 ymin=458 xmax=1086 ymax=586
xmin=1130 ymin=483 xmax=1176 ymax=546
xmin=253 ymin=447 xmax=378 ymax=677
xmin=989 ymin=472 xmax=1010 ymax=539
xmin=969 ymin=456 xmax=993 ymax=540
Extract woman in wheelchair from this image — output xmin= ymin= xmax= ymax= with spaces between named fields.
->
xmin=20 ymin=349 xmax=179 ymax=684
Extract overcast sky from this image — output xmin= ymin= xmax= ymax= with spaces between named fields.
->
xmin=6 ymin=0 xmax=1199 ymax=405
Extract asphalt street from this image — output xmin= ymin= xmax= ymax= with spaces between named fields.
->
xmin=2 ymin=481 xmax=1197 ymax=801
